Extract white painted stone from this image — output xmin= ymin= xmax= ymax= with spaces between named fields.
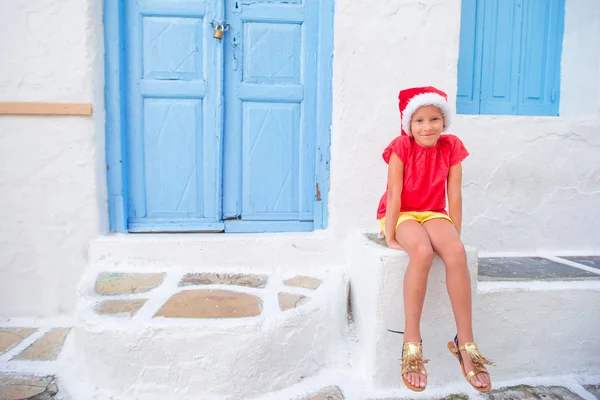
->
xmin=472 ymin=288 xmax=600 ymax=383
xmin=63 ymin=268 xmax=349 ymax=400
xmin=346 ymin=232 xmax=478 ymax=389
xmin=88 ymin=233 xmax=345 ymax=269
xmin=346 ymin=232 xmax=600 ymax=389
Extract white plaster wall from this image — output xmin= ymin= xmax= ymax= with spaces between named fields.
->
xmin=330 ymin=0 xmax=600 ymax=253
xmin=0 ymin=0 xmax=104 ymax=316
xmin=560 ymin=0 xmax=600 ymax=116
xmin=1 ymin=0 xmax=598 ymax=317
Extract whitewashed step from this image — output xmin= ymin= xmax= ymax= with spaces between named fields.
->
xmin=88 ymin=232 xmax=344 ymax=269
xmin=346 ymin=232 xmax=478 ymax=389
xmin=65 ymin=266 xmax=348 ymax=400
xmin=345 ymin=232 xmax=600 ymax=390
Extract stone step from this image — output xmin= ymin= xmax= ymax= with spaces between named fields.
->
xmin=346 ymin=232 xmax=479 ymax=390
xmin=65 ymin=266 xmax=349 ymax=400
xmin=346 ymin=232 xmax=600 ymax=390
xmin=88 ymin=232 xmax=344 ymax=269
xmin=478 ymin=256 xmax=600 ymax=281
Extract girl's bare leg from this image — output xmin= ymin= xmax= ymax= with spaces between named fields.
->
xmin=422 ymin=218 xmax=490 ymax=388
xmin=395 ymin=220 xmax=434 ymax=389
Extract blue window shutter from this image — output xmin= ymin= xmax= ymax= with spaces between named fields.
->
xmin=457 ymin=0 xmax=484 ymax=114
xmin=479 ymin=0 xmax=523 ymax=115
xmin=517 ymin=0 xmax=565 ymax=116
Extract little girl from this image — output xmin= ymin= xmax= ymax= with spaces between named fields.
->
xmin=377 ymin=86 xmax=493 ymax=392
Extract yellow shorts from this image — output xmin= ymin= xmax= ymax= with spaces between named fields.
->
xmin=380 ymin=211 xmax=453 ymax=235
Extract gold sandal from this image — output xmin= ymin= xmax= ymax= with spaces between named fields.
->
xmin=447 ymin=334 xmax=494 ymax=393
xmin=401 ymin=341 xmax=428 ymax=392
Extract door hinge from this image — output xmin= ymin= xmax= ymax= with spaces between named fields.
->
xmin=315 ymin=183 xmax=321 ymax=202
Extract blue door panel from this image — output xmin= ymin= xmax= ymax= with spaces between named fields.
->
xmin=142 ymin=17 xmax=203 ymax=81
xmin=243 ymin=23 xmax=301 ymax=84
xmin=223 ymin=0 xmax=319 ymax=230
xmin=137 ymin=0 xmax=207 ymax=16
xmin=242 ymin=102 xmax=299 ymax=218
xmin=125 ymin=0 xmax=224 ymax=232
xmin=143 ymin=99 xmax=202 ymax=217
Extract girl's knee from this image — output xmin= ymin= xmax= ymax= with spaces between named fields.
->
xmin=443 ymin=242 xmax=467 ymax=268
xmin=411 ymin=243 xmax=434 ymax=264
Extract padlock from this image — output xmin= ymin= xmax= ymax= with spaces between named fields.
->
xmin=213 ymin=24 xmax=224 ymax=39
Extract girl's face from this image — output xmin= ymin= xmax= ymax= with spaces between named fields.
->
xmin=410 ymin=105 xmax=444 ymax=147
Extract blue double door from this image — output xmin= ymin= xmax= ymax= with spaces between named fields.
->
xmin=124 ymin=0 xmax=324 ymax=232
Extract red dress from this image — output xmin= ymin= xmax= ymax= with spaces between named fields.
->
xmin=376 ymin=134 xmax=469 ymax=219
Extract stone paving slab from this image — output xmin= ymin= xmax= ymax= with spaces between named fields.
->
xmin=95 ymin=272 xmax=165 ymax=295
xmin=370 ymin=384 xmax=596 ymax=400
xmin=372 ymin=395 xmax=468 ymax=400
xmin=179 ymin=273 xmax=268 ymax=288
xmin=90 ymin=271 xmax=325 ymax=320
xmin=482 ymin=384 xmax=586 ymax=399
xmin=560 ymin=256 xmax=600 ymax=271
xmin=278 ymin=293 xmax=307 ymax=311
xmin=365 ymin=233 xmax=386 ymax=247
xmin=154 ymin=289 xmax=261 ymax=319
xmin=0 ymin=329 xmax=37 ymax=355
xmin=284 ymin=276 xmax=322 ymax=290
xmin=478 ymin=257 xmax=600 ymax=280
xmin=13 ymin=328 xmax=71 ymax=361
xmin=300 ymin=386 xmax=344 ymax=400
xmin=94 ymin=299 xmax=147 ymax=318
xmin=0 ymin=374 xmax=58 ymax=400
xmin=584 ymin=384 xmax=600 ymax=399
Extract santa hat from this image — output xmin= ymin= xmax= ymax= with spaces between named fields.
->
xmin=399 ymin=86 xmax=451 ymax=136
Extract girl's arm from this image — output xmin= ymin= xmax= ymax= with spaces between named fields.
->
xmin=385 ymin=153 xmax=404 ymax=249
xmin=447 ymin=162 xmax=463 ymax=236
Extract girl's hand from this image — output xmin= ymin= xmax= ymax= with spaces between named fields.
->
xmin=386 ymin=239 xmax=404 ymax=251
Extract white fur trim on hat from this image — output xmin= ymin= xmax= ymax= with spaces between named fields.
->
xmin=402 ymin=92 xmax=452 ymax=136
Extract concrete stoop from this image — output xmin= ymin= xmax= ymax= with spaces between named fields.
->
xmin=346 ymin=232 xmax=600 ymax=391
xmin=64 ymin=260 xmax=348 ymax=400
xmin=346 ymin=232 xmax=479 ymax=389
